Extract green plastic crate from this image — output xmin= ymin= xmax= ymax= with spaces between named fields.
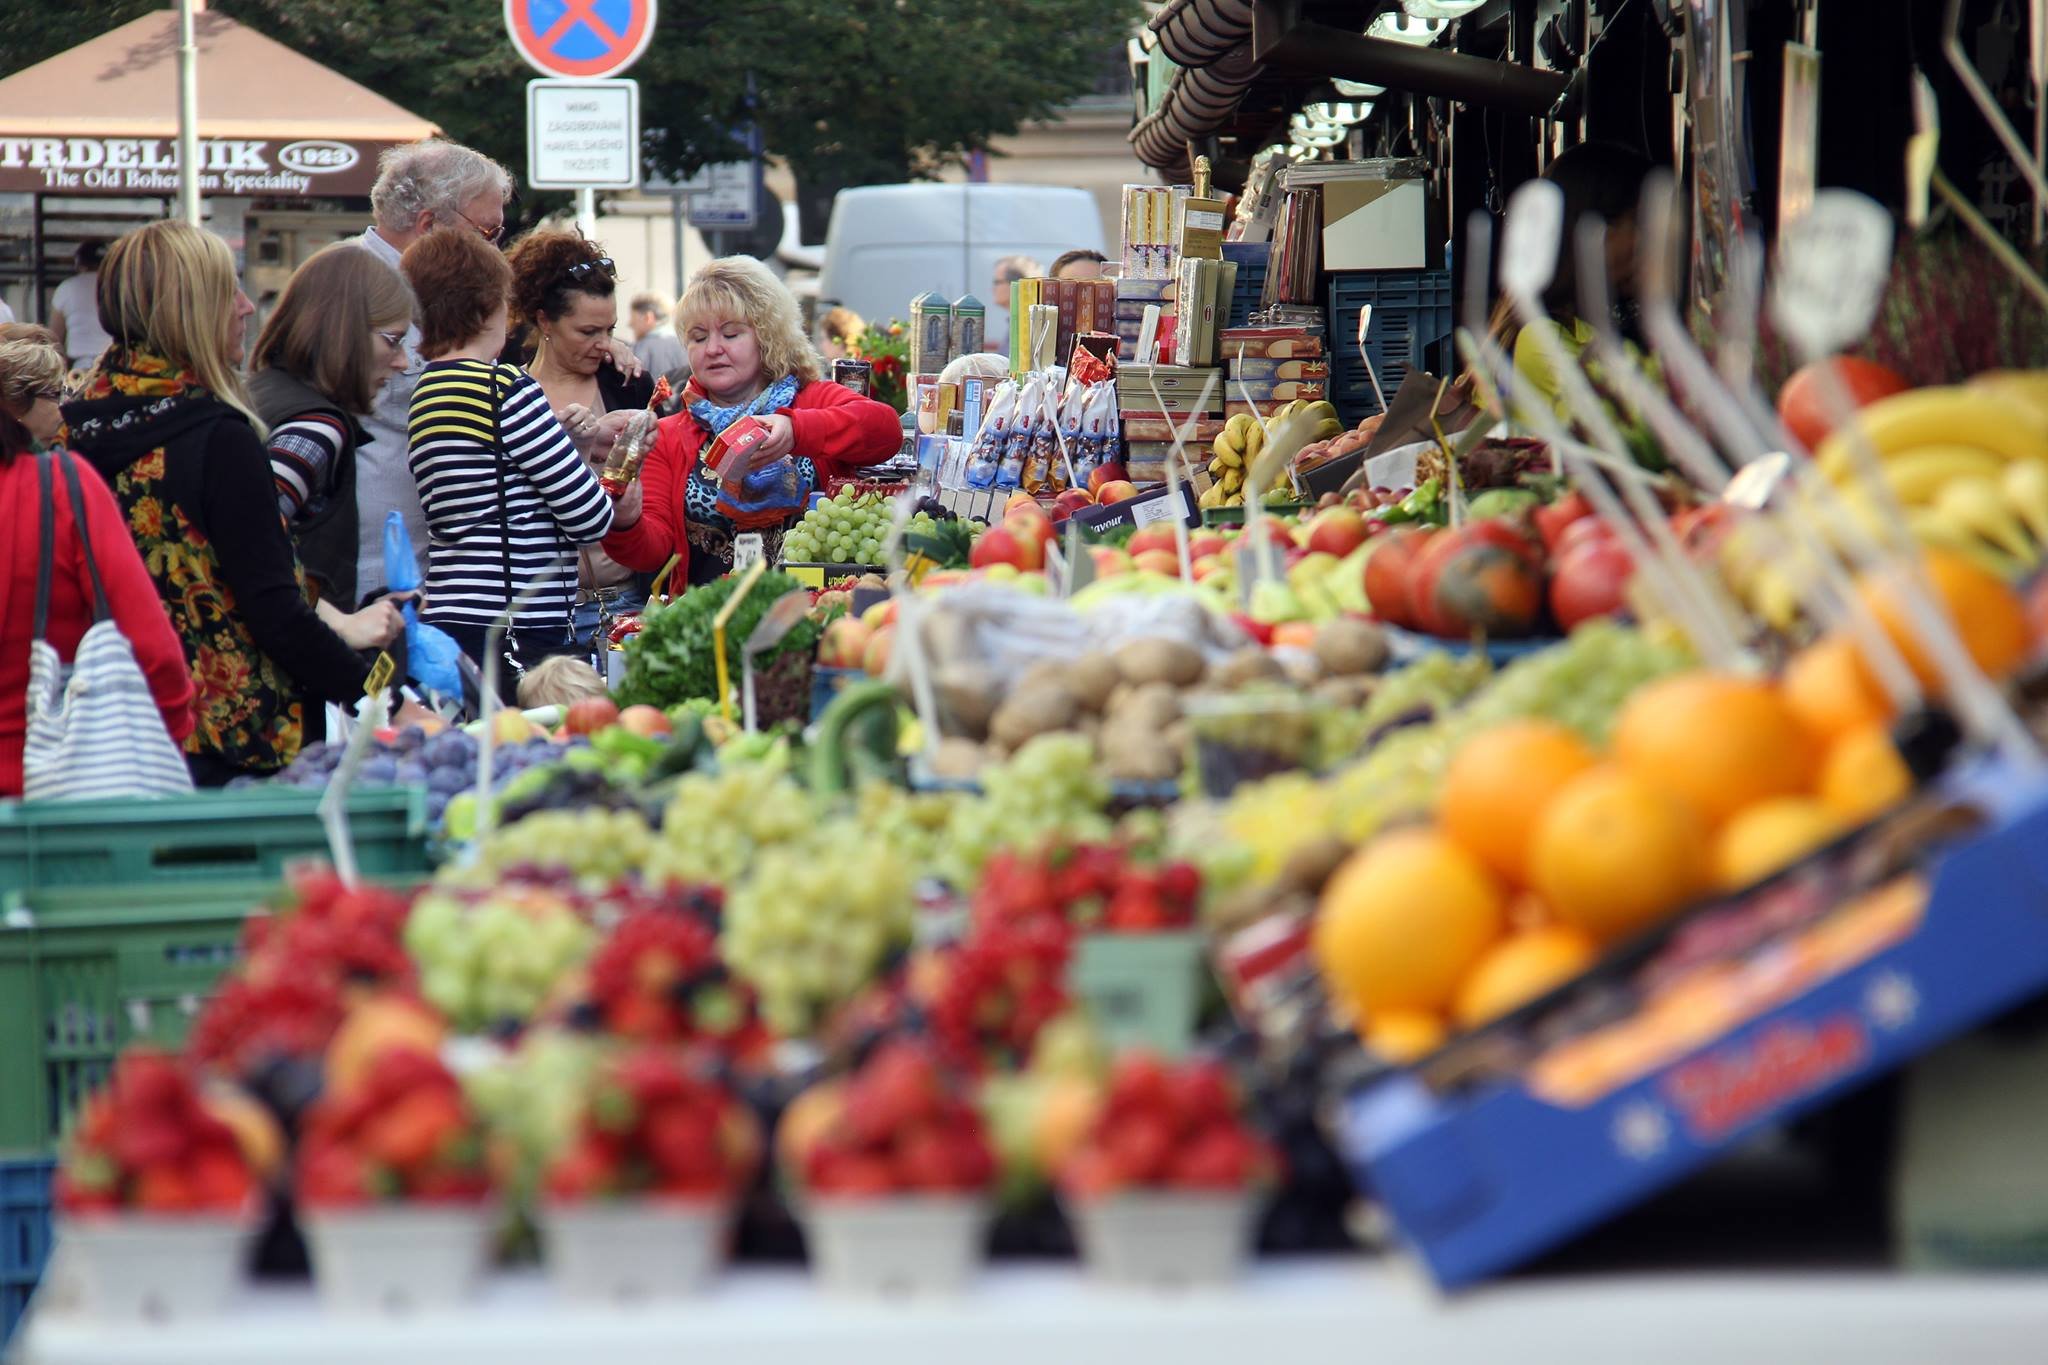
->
xmin=0 ymin=786 xmax=429 ymax=892
xmin=0 ymin=880 xmax=279 ymax=1157
xmin=1069 ymin=931 xmax=1208 ymax=1057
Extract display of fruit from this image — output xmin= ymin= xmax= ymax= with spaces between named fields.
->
xmin=1204 ymin=400 xmax=1341 ymax=507
xmin=1056 ymin=1053 xmax=1274 ymax=1198
xmin=542 ymin=1048 xmax=761 ymax=1202
xmin=55 ymin=1050 xmax=258 ymax=1216
xmin=264 ymin=727 xmax=570 ymax=830
xmin=785 ymin=1041 xmax=997 ymax=1198
xmin=582 ymin=894 xmax=769 ymax=1060
xmin=1776 ymin=356 xmax=1911 ymax=450
xmin=462 ymin=806 xmax=657 ymax=888
xmin=973 ymin=841 xmax=1201 ymax=935
xmin=921 ymin=916 xmax=1073 ymax=1073
xmin=295 ymin=1043 xmax=490 ymax=1207
xmin=404 ymin=884 xmax=599 ymax=1033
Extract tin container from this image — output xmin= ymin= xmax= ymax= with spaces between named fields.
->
xmin=949 ymin=293 xmax=985 ymax=358
xmin=909 ymin=290 xmax=952 ymax=375
xmin=831 ymin=357 xmax=873 ymax=397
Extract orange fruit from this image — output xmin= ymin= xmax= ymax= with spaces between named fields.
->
xmin=1362 ymin=1011 xmax=1447 ymax=1064
xmin=1453 ymin=926 xmax=1598 ymax=1028
xmin=1783 ymin=633 xmax=1896 ymax=742
xmin=1819 ymin=725 xmax=1913 ymax=823
xmin=1437 ymin=721 xmax=1598 ymax=885
xmin=1713 ymin=796 xmax=1842 ymax=889
xmin=1856 ymin=549 xmax=2030 ymax=691
xmin=1613 ymin=671 xmax=1819 ymax=826
xmin=1530 ymin=766 xmax=1708 ymax=942
xmin=1314 ymin=827 xmax=1506 ymax=1018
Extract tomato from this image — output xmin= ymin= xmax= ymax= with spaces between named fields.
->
xmin=1672 ymin=502 xmax=1738 ymax=558
xmin=1364 ymin=528 xmax=1433 ymax=629
xmin=1549 ymin=537 xmax=1634 ymax=630
xmin=1777 ymin=357 xmax=1910 ymax=452
xmin=1534 ymin=491 xmax=1595 ymax=553
xmin=1553 ymin=514 xmax=1618 ymax=561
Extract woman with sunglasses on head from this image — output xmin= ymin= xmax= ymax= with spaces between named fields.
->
xmin=248 ymin=244 xmax=412 ymax=657
xmin=506 ymin=228 xmax=655 ymax=645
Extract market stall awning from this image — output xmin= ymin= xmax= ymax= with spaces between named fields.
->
xmin=0 ymin=7 xmax=438 ymax=198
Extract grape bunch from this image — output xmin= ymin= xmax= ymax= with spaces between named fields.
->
xmin=721 ymin=821 xmax=916 ymax=1036
xmin=265 ymin=727 xmax=570 ymax=830
xmin=404 ymin=885 xmax=598 ymax=1032
xmin=940 ymin=734 xmax=1112 ymax=887
xmin=460 ymin=1028 xmax=605 ymax=1202
xmin=454 ymin=807 xmax=657 ymax=889
xmin=780 ymin=488 xmax=940 ymax=567
xmin=645 ymin=763 xmax=817 ymax=887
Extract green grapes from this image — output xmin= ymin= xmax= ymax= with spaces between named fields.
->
xmin=405 ymin=888 xmax=598 ymax=1031
xmin=721 ymin=822 xmax=916 ymax=1035
xmin=939 ymin=733 xmax=1112 ymax=887
xmin=448 ymin=808 xmax=656 ymax=890
xmin=781 ymin=488 xmax=937 ymax=567
xmin=645 ymin=762 xmax=817 ymax=887
xmin=463 ymin=1028 xmax=604 ymax=1203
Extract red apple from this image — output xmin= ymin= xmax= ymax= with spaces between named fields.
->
xmin=1188 ymin=532 xmax=1229 ymax=560
xmin=819 ymin=616 xmax=873 ymax=669
xmin=617 ymin=704 xmax=672 ymax=737
xmin=862 ymin=624 xmax=896 ymax=677
xmin=1126 ymin=525 xmax=1179 ymax=558
xmin=1052 ymin=489 xmax=1095 ymax=523
xmin=970 ymin=526 xmax=1030 ymax=571
xmin=1087 ymin=462 xmax=1130 ymax=496
xmin=1003 ymin=513 xmax=1054 ymax=570
xmin=1004 ymin=491 xmax=1040 ymax=518
xmin=563 ymin=696 xmax=620 ymax=735
xmin=1089 ymin=547 xmax=1131 ymax=577
xmin=1131 ymin=548 xmax=1183 ymax=577
xmin=1190 ymin=554 xmax=1227 ymax=582
xmin=1304 ymin=506 xmax=1369 ymax=557
xmin=1094 ymin=480 xmax=1140 ymax=505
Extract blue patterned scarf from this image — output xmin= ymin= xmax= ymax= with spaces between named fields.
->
xmin=687 ymin=373 xmax=800 ymax=436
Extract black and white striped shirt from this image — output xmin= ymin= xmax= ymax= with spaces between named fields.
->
xmin=407 ymin=359 xmax=613 ymax=631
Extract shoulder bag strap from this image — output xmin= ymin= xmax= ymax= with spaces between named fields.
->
xmin=56 ymin=452 xmax=113 ymax=624
xmin=487 ymin=362 xmax=516 ymax=618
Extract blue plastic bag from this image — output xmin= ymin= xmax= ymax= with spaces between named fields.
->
xmin=383 ymin=511 xmax=465 ymax=699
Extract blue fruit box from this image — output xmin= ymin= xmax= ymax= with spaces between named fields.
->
xmin=1338 ymin=756 xmax=2048 ymax=1290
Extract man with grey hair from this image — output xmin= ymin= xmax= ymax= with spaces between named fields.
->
xmin=352 ymin=138 xmax=515 ymax=599
xmin=627 ymin=292 xmax=688 ymax=399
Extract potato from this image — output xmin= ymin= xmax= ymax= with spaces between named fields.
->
xmin=1209 ymin=646 xmax=1286 ymax=689
xmin=1106 ymin=681 xmax=1182 ymax=735
xmin=1067 ymin=653 xmax=1121 ymax=712
xmin=1100 ymin=724 xmax=1182 ymax=782
xmin=1016 ymin=658 xmax=1071 ymax=696
xmin=989 ymin=682 xmax=1080 ymax=750
xmin=1115 ymin=637 xmax=1206 ymax=688
xmin=1313 ymin=617 xmax=1391 ymax=676
xmin=1313 ymin=675 xmax=1375 ymax=710
xmin=929 ymin=736 xmax=990 ymax=781
xmin=933 ymin=662 xmax=999 ymax=739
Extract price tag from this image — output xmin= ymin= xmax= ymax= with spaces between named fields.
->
xmin=363 ymin=650 xmax=395 ymax=697
xmin=1499 ymin=179 xmax=1565 ymax=300
xmin=1720 ymin=451 xmax=1793 ymax=509
xmin=733 ymin=532 xmax=765 ymax=571
xmin=1769 ymin=189 xmax=1894 ymax=357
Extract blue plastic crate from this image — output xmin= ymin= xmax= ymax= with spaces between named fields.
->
xmin=1325 ymin=270 xmax=1454 ymax=426
xmin=1337 ymin=758 xmax=2048 ymax=1289
xmin=1 ymin=1157 xmax=53 ymax=1349
xmin=1222 ymin=241 xmax=1270 ymax=330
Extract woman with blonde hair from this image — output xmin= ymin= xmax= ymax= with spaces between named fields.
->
xmin=603 ymin=256 xmax=900 ymax=584
xmin=63 ymin=220 xmax=377 ymax=785
xmin=249 ymin=242 xmax=414 ymax=635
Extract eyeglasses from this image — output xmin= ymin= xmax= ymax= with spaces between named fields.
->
xmin=32 ymin=386 xmax=62 ymax=403
xmin=373 ymin=329 xmax=407 ymax=349
xmin=450 ymin=206 xmax=504 ymax=243
xmin=564 ymin=256 xmax=616 ymax=283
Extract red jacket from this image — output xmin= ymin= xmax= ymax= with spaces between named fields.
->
xmin=603 ymin=379 xmax=902 ymax=578
xmin=0 ymin=450 xmax=196 ymax=796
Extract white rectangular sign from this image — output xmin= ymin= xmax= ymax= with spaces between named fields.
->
xmin=527 ymin=79 xmax=640 ymax=190
xmin=686 ymin=160 xmax=757 ymax=228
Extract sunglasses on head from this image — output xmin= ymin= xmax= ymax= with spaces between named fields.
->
xmin=564 ymin=257 xmax=616 ymax=282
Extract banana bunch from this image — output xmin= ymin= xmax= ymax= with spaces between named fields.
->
xmin=1814 ymin=378 xmax=2048 ymax=580
xmin=1203 ymin=401 xmax=1345 ymax=509
xmin=1205 ymin=412 xmax=1262 ymax=507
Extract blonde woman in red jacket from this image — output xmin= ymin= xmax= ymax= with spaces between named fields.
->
xmin=603 ymin=257 xmax=901 ymax=586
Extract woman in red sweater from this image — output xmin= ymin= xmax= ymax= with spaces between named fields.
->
xmin=0 ymin=332 xmax=193 ymax=797
xmin=603 ymin=256 xmax=901 ymax=586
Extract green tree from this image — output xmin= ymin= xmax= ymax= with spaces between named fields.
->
xmin=2 ymin=0 xmax=1138 ymax=238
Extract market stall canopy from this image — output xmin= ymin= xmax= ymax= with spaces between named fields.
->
xmin=0 ymin=7 xmax=439 ymax=198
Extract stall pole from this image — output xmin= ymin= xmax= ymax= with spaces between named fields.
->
xmin=577 ymin=187 xmax=597 ymax=240
xmin=176 ymin=0 xmax=202 ymax=225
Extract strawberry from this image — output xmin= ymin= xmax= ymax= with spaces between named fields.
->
xmin=1156 ymin=862 xmax=1201 ymax=910
xmin=297 ymin=1141 xmax=371 ymax=1207
xmin=544 ymin=1137 xmax=617 ymax=1201
xmin=133 ymin=1163 xmax=197 ymax=1213
xmin=806 ymin=1147 xmax=896 ymax=1197
xmin=1169 ymin=1062 xmax=1237 ymax=1128
xmin=53 ymin=1169 xmax=119 ymax=1215
xmin=841 ymin=1043 xmax=941 ymax=1144
xmin=1058 ymin=1147 xmax=1123 ymax=1201
xmin=1105 ymin=1052 xmax=1174 ymax=1118
xmin=187 ymin=1146 xmax=255 ymax=1212
xmin=643 ymin=1105 xmax=722 ymax=1186
xmin=1165 ymin=1127 xmax=1256 ymax=1190
xmin=361 ymin=1088 xmax=467 ymax=1172
xmin=113 ymin=1119 xmax=186 ymax=1173
xmin=1103 ymin=1111 xmax=1176 ymax=1185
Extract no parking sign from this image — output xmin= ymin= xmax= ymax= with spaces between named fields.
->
xmin=504 ymin=0 xmax=658 ymax=80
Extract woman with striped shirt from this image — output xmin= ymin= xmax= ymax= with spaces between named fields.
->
xmin=398 ymin=228 xmax=615 ymax=685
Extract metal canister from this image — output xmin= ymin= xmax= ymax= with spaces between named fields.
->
xmin=831 ymin=357 xmax=873 ymax=397
xmin=908 ymin=290 xmax=951 ymax=374
xmin=949 ymin=292 xmax=985 ymax=358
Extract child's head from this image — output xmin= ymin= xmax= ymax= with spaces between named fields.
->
xmin=516 ymin=655 xmax=609 ymax=710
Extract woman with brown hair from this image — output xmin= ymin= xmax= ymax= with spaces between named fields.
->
xmin=400 ymin=228 xmax=616 ymax=684
xmin=0 ymin=330 xmax=194 ymax=796
xmin=63 ymin=220 xmax=375 ymax=785
xmin=248 ymin=242 xmax=414 ymax=639
xmin=505 ymin=228 xmax=653 ymax=646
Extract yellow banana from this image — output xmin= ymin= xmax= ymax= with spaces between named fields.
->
xmin=1970 ymin=370 xmax=2048 ymax=428
xmin=1908 ymin=507 xmax=2029 ymax=580
xmin=1934 ymin=475 xmax=2037 ymax=562
xmin=1211 ymin=447 xmax=1243 ymax=471
xmin=1814 ymin=386 xmax=2048 ymax=480
xmin=1876 ymin=445 xmax=2016 ymax=505
xmin=2004 ymin=458 xmax=2048 ymax=546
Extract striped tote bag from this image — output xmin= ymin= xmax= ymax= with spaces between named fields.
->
xmin=21 ymin=450 xmax=194 ymax=800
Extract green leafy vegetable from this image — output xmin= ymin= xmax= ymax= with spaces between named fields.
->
xmin=615 ymin=572 xmax=821 ymax=710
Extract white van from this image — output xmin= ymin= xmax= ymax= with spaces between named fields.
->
xmin=816 ymin=184 xmax=1107 ymax=342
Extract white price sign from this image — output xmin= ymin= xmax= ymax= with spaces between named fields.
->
xmin=527 ymin=79 xmax=640 ymax=190
xmin=1500 ymin=178 xmax=1565 ymax=300
xmin=1770 ymin=190 xmax=1894 ymax=357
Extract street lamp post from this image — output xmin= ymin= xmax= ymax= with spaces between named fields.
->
xmin=177 ymin=0 xmax=202 ymax=225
